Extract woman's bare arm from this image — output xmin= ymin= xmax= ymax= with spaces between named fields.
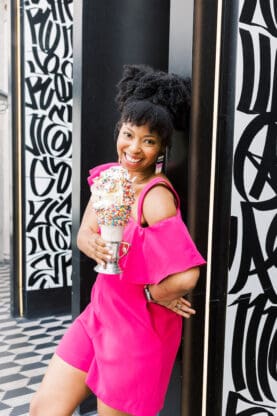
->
xmin=148 ymin=267 xmax=200 ymax=302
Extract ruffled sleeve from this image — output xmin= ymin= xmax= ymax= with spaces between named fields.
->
xmin=119 ymin=212 xmax=206 ymax=284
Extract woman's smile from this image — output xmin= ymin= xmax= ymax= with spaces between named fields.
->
xmin=124 ymin=153 xmax=143 ymax=164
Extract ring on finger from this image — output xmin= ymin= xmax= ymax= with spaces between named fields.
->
xmin=176 ymin=303 xmax=181 ymax=310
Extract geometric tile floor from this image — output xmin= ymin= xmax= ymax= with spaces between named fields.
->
xmin=0 ymin=263 xmax=72 ymax=415
xmin=0 ymin=262 xmax=165 ymax=415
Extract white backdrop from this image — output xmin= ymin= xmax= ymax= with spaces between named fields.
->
xmin=0 ymin=0 xmax=10 ymax=263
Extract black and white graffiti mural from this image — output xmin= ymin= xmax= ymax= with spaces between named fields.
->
xmin=24 ymin=0 xmax=73 ymax=289
xmin=223 ymin=1 xmax=277 ymax=414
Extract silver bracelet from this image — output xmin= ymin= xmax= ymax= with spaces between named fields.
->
xmin=144 ymin=285 xmax=157 ymax=303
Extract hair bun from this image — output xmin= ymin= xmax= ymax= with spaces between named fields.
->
xmin=115 ymin=64 xmax=191 ymax=130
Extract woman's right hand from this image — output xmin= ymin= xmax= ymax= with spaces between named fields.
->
xmin=88 ymin=233 xmax=113 ymax=265
xmin=81 ymin=232 xmax=113 ymax=266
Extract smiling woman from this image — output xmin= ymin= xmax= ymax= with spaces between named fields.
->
xmin=117 ymin=123 xmax=164 ymax=178
xmin=30 ymin=64 xmax=205 ymax=416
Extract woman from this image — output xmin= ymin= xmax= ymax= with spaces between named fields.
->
xmin=30 ymin=65 xmax=206 ymax=416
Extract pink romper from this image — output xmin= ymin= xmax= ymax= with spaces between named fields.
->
xmin=56 ymin=163 xmax=206 ymax=416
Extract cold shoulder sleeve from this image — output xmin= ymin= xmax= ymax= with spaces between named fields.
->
xmin=119 ymin=212 xmax=206 ymax=285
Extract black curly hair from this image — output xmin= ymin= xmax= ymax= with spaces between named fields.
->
xmin=115 ymin=64 xmax=191 ymax=148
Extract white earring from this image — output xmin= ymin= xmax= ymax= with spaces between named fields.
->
xmin=155 ymin=155 xmax=164 ymax=174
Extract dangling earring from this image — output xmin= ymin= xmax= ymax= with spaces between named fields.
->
xmin=155 ymin=155 xmax=164 ymax=174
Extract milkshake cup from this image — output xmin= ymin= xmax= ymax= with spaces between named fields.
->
xmin=94 ymin=224 xmax=130 ymax=274
xmin=100 ymin=225 xmax=124 ymax=242
xmin=90 ymin=166 xmax=134 ymax=275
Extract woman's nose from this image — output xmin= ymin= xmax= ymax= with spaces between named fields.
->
xmin=129 ymin=139 xmax=141 ymax=152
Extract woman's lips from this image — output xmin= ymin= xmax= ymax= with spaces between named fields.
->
xmin=124 ymin=153 xmax=142 ymax=164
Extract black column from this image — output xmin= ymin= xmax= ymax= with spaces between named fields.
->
xmin=72 ymin=0 xmax=170 ymax=316
xmin=182 ymin=1 xmax=239 ymax=415
xmin=72 ymin=0 xmax=170 ymax=413
xmin=205 ymin=2 xmax=239 ymax=415
xmin=181 ymin=2 xmax=218 ymax=414
xmin=164 ymin=2 xmax=194 ymax=415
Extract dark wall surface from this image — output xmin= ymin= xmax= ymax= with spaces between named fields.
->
xmin=72 ymin=0 xmax=170 ymax=315
xmin=72 ymin=0 xmax=170 ymax=413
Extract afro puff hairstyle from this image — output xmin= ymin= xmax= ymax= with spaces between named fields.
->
xmin=115 ymin=64 xmax=191 ymax=147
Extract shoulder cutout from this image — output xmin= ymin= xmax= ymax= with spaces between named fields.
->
xmin=143 ymin=184 xmax=177 ymax=226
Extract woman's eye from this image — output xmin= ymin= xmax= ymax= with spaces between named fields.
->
xmin=123 ymin=132 xmax=132 ymax=138
xmin=144 ymin=139 xmax=156 ymax=145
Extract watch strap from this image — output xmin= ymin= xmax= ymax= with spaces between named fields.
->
xmin=144 ymin=285 xmax=156 ymax=302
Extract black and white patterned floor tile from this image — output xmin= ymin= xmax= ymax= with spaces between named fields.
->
xmin=0 ymin=263 xmax=73 ymax=415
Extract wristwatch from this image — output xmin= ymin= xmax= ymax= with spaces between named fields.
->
xmin=144 ymin=285 xmax=156 ymax=303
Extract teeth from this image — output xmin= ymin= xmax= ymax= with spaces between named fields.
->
xmin=125 ymin=154 xmax=141 ymax=163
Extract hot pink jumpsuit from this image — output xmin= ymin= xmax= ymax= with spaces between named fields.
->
xmin=56 ymin=163 xmax=206 ymax=416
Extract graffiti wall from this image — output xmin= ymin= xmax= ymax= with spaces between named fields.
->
xmin=23 ymin=0 xmax=73 ymax=291
xmin=222 ymin=0 xmax=277 ymax=414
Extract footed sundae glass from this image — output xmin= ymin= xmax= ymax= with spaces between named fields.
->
xmin=94 ymin=224 xmax=130 ymax=274
xmin=90 ymin=166 xmax=135 ymax=275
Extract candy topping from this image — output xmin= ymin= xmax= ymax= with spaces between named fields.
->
xmin=90 ymin=166 xmax=135 ymax=226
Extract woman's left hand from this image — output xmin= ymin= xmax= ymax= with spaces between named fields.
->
xmin=157 ymin=297 xmax=196 ymax=319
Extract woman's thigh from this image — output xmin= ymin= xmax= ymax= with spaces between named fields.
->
xmin=97 ymin=399 xmax=133 ymax=416
xmin=30 ymin=353 xmax=90 ymax=416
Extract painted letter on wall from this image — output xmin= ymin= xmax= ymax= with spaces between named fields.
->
xmin=23 ymin=0 xmax=73 ymax=290
xmin=222 ymin=1 xmax=277 ymax=414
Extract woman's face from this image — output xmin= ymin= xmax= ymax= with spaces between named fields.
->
xmin=117 ymin=122 xmax=164 ymax=177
